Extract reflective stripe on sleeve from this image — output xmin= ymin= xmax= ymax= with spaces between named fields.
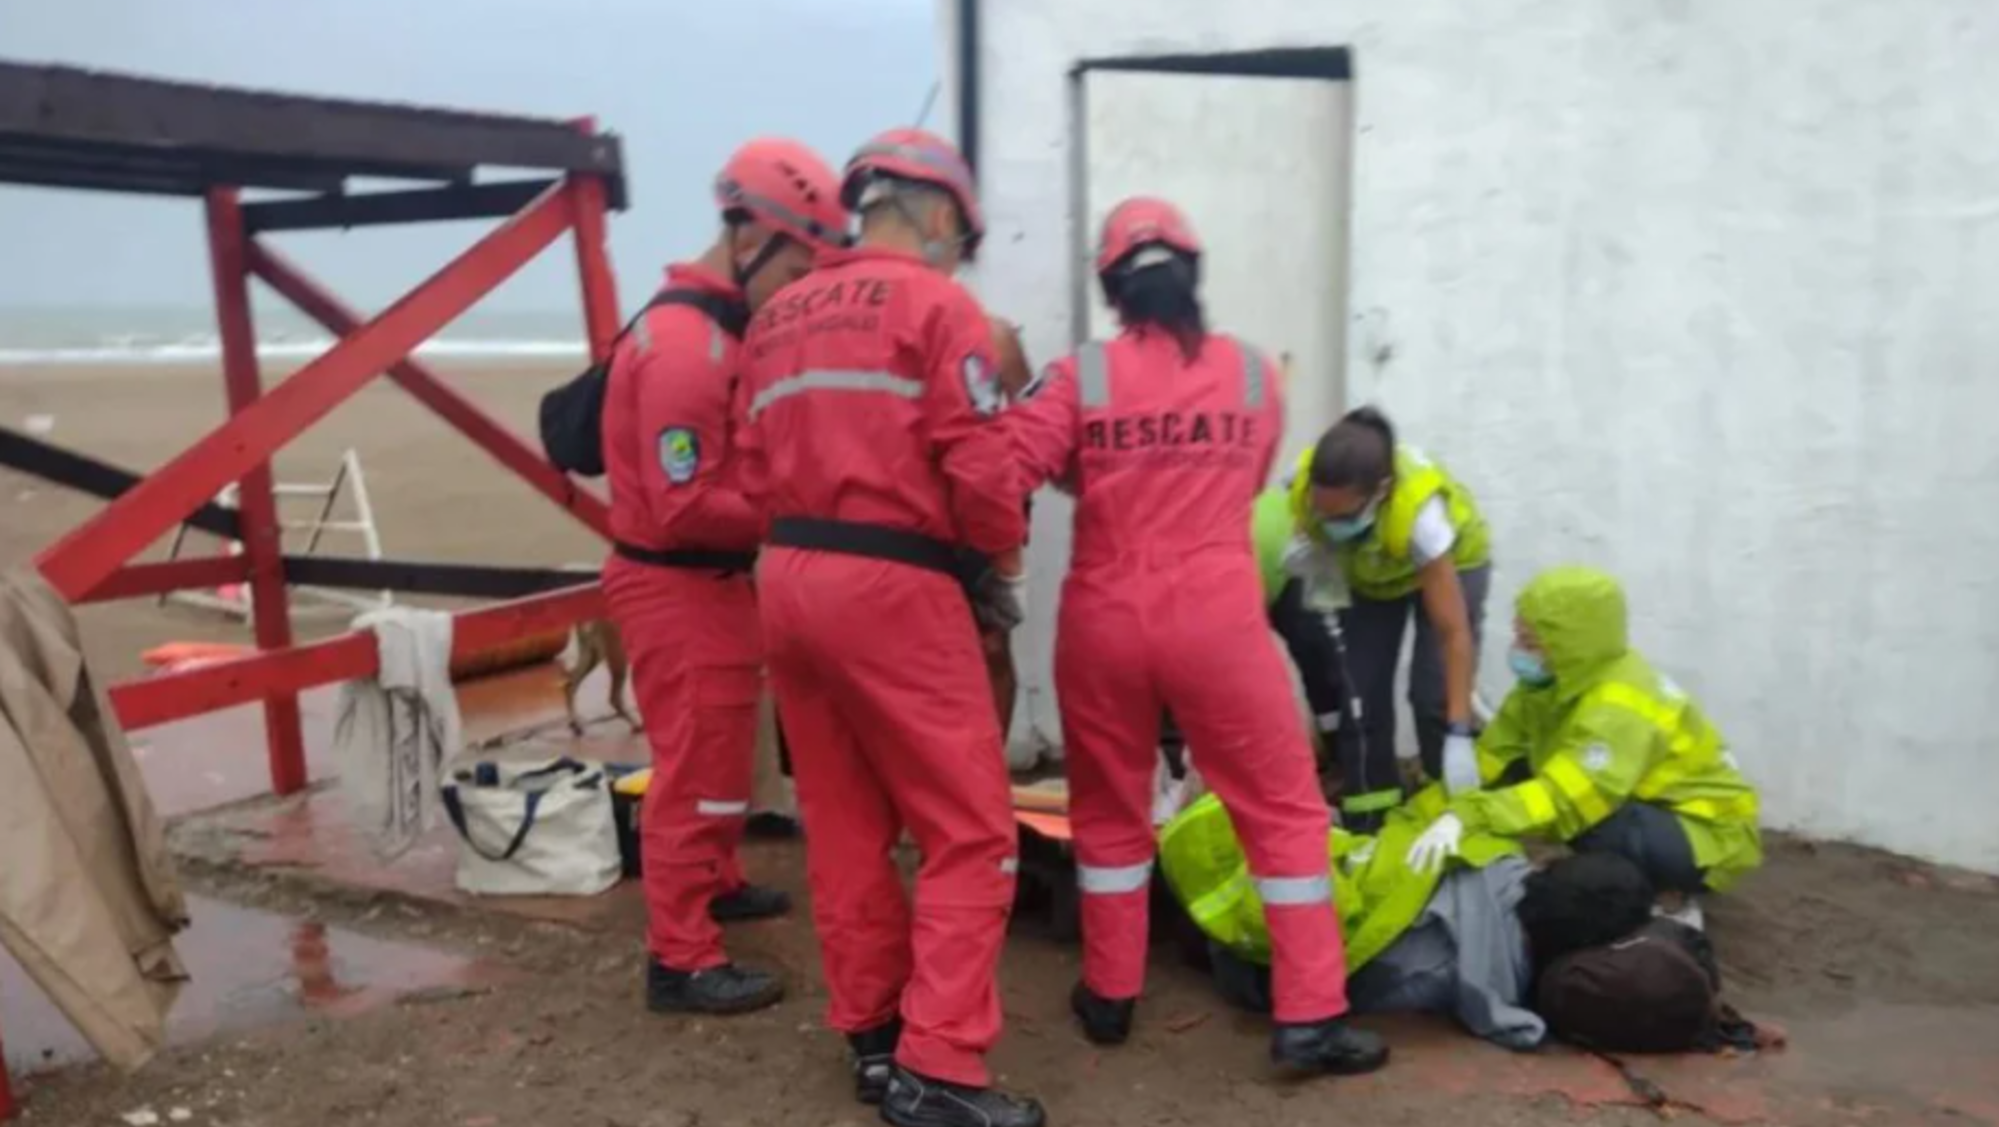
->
xmin=1544 ymin=757 xmax=1615 ymax=826
xmin=1076 ymin=860 xmax=1153 ymax=895
xmin=1254 ymin=873 xmax=1333 ymax=906
xmin=748 ymin=368 xmax=924 ymax=417
xmin=1242 ymin=347 xmax=1266 ymax=409
xmin=696 ymin=799 xmax=750 ymax=816
xmin=1515 ymin=779 xmax=1560 ymax=827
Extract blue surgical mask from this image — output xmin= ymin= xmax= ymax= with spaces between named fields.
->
xmin=1320 ymin=499 xmax=1380 ymax=545
xmin=1508 ymin=646 xmax=1554 ymax=687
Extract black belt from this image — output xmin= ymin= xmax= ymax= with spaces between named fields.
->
xmin=613 ymin=542 xmax=756 ymax=572
xmin=767 ymin=517 xmax=973 ymax=581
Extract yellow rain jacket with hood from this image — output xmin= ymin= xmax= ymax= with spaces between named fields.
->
xmin=1160 ymin=786 xmax=1521 ymax=970
xmin=1451 ymin=567 xmax=1763 ymax=892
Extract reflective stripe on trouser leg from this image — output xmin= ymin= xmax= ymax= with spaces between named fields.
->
xmin=1164 ymin=600 xmax=1352 ymax=1024
xmin=1255 ymin=873 xmax=1333 ymax=905
xmin=1078 ymin=860 xmax=1153 ymax=894
xmin=605 ymin=567 xmax=760 ymax=973
xmin=696 ymin=798 xmax=751 ymax=894
xmin=1077 ymin=858 xmax=1153 ymax=1001
xmin=1060 ymin=617 xmax=1165 ymax=1005
xmin=773 ymin=562 xmax=1017 ymax=1090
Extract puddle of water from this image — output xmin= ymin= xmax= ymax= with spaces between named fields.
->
xmin=1 ymin=894 xmax=493 ymax=1074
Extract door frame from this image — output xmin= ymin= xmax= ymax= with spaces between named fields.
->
xmin=1065 ymin=47 xmax=1356 ymax=367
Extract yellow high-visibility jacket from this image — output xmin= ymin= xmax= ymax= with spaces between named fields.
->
xmin=1452 ymin=566 xmax=1763 ymax=891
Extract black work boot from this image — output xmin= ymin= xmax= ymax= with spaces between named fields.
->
xmin=645 ymin=959 xmax=784 ymax=1015
xmin=1070 ymin=981 xmax=1135 ymax=1046
xmin=1271 ymin=1017 xmax=1390 ymax=1077
xmin=879 ymin=1066 xmax=1045 ymax=1127
xmin=710 ymin=884 xmax=793 ymax=922
xmin=848 ymin=1020 xmax=902 ymax=1105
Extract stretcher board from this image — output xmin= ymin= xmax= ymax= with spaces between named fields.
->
xmin=1012 ymin=782 xmax=1073 ymax=843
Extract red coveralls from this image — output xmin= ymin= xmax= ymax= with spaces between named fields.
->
xmin=1008 ymin=329 xmax=1351 ymax=1023
xmin=601 ymin=263 xmax=761 ymax=972
xmin=737 ymin=246 xmax=1025 ymax=1087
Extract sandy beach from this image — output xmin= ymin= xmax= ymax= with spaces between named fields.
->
xmin=0 ymin=359 xmax=602 ymax=682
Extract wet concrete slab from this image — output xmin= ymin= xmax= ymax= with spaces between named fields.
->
xmin=0 ymin=894 xmax=499 ymax=1076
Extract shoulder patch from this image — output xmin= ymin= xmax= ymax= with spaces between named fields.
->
xmin=963 ymin=352 xmax=1002 ymax=417
xmin=658 ymin=427 xmax=700 ymax=484
xmin=1582 ymin=743 xmax=1613 ymax=774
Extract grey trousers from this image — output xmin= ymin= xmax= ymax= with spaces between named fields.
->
xmin=1335 ymin=564 xmax=1492 ymax=810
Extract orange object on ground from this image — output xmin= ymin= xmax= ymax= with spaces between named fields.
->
xmin=141 ymin=641 xmax=255 ymax=670
xmin=1015 ymin=810 xmax=1072 ymax=843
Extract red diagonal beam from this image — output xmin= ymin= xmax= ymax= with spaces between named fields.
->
xmin=80 ymin=556 xmax=250 ymax=604
xmin=35 ymin=181 xmax=574 ymax=602
xmin=108 ymin=583 xmax=605 ymax=730
xmin=567 ymin=172 xmax=622 ymax=360
xmin=247 ymin=239 xmax=612 ymax=539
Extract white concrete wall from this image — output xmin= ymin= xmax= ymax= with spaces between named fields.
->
xmin=943 ymin=0 xmax=1999 ymax=872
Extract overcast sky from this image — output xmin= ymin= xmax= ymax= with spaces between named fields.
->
xmin=0 ymin=0 xmax=938 ymax=314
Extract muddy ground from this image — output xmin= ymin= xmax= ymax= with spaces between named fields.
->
xmin=11 ymin=825 xmax=1999 ymax=1127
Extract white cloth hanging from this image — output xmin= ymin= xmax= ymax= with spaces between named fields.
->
xmin=333 ymin=607 xmax=460 ymax=860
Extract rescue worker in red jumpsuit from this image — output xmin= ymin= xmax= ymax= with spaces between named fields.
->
xmin=601 ymin=138 xmax=848 ymax=1017
xmin=738 ymin=129 xmax=1044 ymax=1127
xmin=1007 ymin=198 xmax=1391 ymax=1078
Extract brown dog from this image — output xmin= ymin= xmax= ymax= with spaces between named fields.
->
xmin=561 ymin=618 xmax=642 ymax=734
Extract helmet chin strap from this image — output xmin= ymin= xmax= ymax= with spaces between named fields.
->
xmin=732 ymin=231 xmax=790 ymax=289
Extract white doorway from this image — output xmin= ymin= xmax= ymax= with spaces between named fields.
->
xmin=1010 ymin=49 xmax=1357 ymax=768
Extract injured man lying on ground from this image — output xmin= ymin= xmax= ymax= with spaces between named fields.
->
xmin=1155 ymin=786 xmax=1766 ymax=1054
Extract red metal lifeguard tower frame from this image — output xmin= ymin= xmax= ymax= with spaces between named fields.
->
xmin=0 ymin=62 xmax=636 ymax=1116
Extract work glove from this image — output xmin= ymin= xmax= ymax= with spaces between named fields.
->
xmin=1441 ymin=732 xmax=1481 ymax=796
xmin=1405 ymin=812 xmax=1466 ymax=875
xmin=970 ymin=567 xmax=1028 ymax=633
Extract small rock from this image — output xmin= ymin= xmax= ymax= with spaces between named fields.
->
xmin=121 ymin=1111 xmax=160 ymax=1127
xmin=168 ymin=1110 xmax=194 ymax=1123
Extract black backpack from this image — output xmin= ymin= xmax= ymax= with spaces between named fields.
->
xmin=538 ymin=288 xmax=751 ymax=478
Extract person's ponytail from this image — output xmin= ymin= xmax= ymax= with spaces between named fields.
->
xmin=1102 ymin=252 xmax=1207 ymax=362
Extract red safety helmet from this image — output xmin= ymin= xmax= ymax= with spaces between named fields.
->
xmin=714 ymin=138 xmax=849 ymax=251
xmin=841 ymin=128 xmax=985 ymax=258
xmin=1095 ymin=197 xmax=1202 ymax=277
